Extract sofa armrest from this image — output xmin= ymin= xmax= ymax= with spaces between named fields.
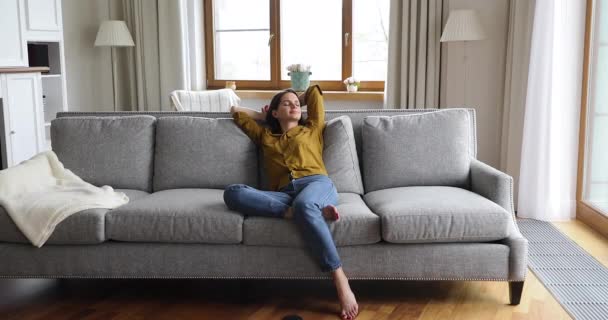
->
xmin=471 ymin=159 xmax=527 ymax=281
xmin=499 ymin=227 xmax=529 ymax=281
xmin=470 ymin=158 xmax=514 ymax=215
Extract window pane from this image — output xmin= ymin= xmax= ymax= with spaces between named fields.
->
xmin=280 ymin=0 xmax=342 ymax=80
xmin=584 ymin=3 xmax=608 ymax=215
xmin=600 ymin=0 xmax=608 ymax=43
xmin=215 ymin=31 xmax=270 ymax=80
xmin=214 ymin=0 xmax=269 ymax=30
xmin=589 ymin=183 xmax=608 ymax=212
xmin=590 ymin=116 xmax=608 ymax=182
xmin=587 ymin=116 xmax=608 ymax=211
xmin=352 ymin=0 xmax=390 ymax=81
xmin=594 ymin=46 xmax=608 ymax=113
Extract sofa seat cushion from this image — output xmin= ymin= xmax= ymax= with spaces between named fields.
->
xmin=0 ymin=189 xmax=148 ymax=245
xmin=106 ymin=189 xmax=243 ymax=244
xmin=243 ymin=193 xmax=380 ymax=247
xmin=364 ymin=186 xmax=511 ymax=243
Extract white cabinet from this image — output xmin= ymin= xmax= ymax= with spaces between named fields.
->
xmin=24 ymin=0 xmax=63 ymax=41
xmin=0 ymin=0 xmax=65 ymax=61
xmin=0 ymin=0 xmax=66 ymax=167
xmin=0 ymin=0 xmax=28 ymax=67
xmin=0 ymin=72 xmax=45 ymax=167
xmin=25 ymin=0 xmax=62 ymax=32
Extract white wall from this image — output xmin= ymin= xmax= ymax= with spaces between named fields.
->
xmin=442 ymin=0 xmax=510 ymax=167
xmin=62 ymin=0 xmax=114 ymax=112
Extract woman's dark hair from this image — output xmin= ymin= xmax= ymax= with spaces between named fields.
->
xmin=265 ymin=88 xmax=306 ymax=134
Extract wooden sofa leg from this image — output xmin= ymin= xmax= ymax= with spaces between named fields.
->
xmin=509 ymin=281 xmax=524 ymax=305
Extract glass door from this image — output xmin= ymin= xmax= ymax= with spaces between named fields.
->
xmin=581 ymin=0 xmax=608 ymax=216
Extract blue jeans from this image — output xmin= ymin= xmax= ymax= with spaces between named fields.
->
xmin=223 ymin=174 xmax=341 ymax=272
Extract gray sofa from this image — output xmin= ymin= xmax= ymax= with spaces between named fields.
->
xmin=0 ymin=108 xmax=528 ymax=305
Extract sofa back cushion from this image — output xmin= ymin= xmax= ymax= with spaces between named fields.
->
xmin=153 ymin=117 xmax=258 ymax=191
xmin=362 ymin=109 xmax=472 ymax=192
xmin=324 ymin=109 xmax=477 ymax=163
xmin=323 ymin=116 xmax=364 ymax=194
xmin=51 ymin=116 xmax=156 ymax=191
xmin=55 ymin=108 xmax=477 ymax=194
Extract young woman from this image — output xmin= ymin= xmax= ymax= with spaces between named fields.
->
xmin=223 ymin=85 xmax=359 ymax=320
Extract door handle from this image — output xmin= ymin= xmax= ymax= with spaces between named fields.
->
xmin=9 ymin=130 xmax=15 ymax=135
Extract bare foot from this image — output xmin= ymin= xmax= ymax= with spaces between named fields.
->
xmin=322 ymin=205 xmax=340 ymax=221
xmin=333 ymin=268 xmax=358 ymax=320
xmin=338 ymin=288 xmax=358 ymax=320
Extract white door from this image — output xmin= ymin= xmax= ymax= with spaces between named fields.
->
xmin=1 ymin=73 xmax=45 ymax=167
xmin=0 ymin=0 xmax=28 ymax=67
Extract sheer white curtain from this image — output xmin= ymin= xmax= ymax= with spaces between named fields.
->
xmin=115 ymin=0 xmax=204 ymax=111
xmin=158 ymin=0 xmax=205 ymax=105
xmin=518 ymin=0 xmax=586 ymax=221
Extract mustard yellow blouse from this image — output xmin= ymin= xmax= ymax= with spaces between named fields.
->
xmin=232 ymin=85 xmax=328 ymax=191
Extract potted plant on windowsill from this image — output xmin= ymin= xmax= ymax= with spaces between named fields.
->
xmin=287 ymin=64 xmax=312 ymax=91
xmin=343 ymin=76 xmax=360 ymax=93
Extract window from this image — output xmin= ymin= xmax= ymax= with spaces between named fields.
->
xmin=204 ymin=0 xmax=390 ymax=91
xmin=576 ymin=0 xmax=608 ymax=235
xmin=580 ymin=0 xmax=608 ymax=217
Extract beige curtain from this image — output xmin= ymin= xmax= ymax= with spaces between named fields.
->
xmin=118 ymin=0 xmax=160 ymax=111
xmin=112 ymin=0 xmax=204 ymax=111
xmin=385 ymin=0 xmax=444 ymax=109
xmin=499 ymin=0 xmax=535 ymax=207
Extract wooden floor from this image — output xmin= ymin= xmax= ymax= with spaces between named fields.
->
xmin=0 ymin=220 xmax=606 ymax=320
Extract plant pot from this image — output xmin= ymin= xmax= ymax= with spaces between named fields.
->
xmin=346 ymin=84 xmax=358 ymax=93
xmin=289 ymin=71 xmax=312 ymax=91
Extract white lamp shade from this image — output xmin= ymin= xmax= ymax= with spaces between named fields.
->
xmin=440 ymin=9 xmax=486 ymax=42
xmin=94 ymin=20 xmax=135 ymax=47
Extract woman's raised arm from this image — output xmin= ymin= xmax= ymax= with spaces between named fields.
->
xmin=230 ymin=105 xmax=268 ymax=144
xmin=301 ymin=85 xmax=324 ymax=129
xmin=230 ymin=106 xmax=268 ymax=121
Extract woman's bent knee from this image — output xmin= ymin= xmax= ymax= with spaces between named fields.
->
xmin=292 ymin=201 xmax=322 ymax=221
xmin=223 ymin=184 xmax=249 ymax=207
xmin=225 ymin=183 xmax=249 ymax=191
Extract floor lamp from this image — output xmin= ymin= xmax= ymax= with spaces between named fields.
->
xmin=94 ymin=20 xmax=135 ymax=111
xmin=440 ymin=9 xmax=486 ymax=106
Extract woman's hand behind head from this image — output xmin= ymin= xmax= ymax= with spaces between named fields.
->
xmin=261 ymin=105 xmax=270 ymax=119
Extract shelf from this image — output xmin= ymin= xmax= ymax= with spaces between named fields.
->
xmin=27 ymin=42 xmax=62 ymax=74
xmin=0 ymin=67 xmax=50 ymax=74
xmin=235 ymin=90 xmax=384 ymax=102
xmin=41 ymin=74 xmax=61 ymax=79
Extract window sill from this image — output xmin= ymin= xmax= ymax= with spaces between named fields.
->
xmin=235 ymin=90 xmax=384 ymax=102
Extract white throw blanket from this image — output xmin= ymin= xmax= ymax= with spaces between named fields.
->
xmin=170 ymin=89 xmax=241 ymax=112
xmin=0 ymin=151 xmax=129 ymax=247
